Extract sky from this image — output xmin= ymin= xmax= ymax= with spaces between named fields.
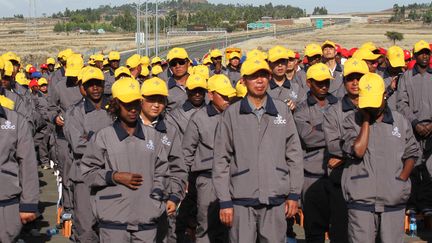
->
xmin=1 ymin=0 xmax=430 ymax=18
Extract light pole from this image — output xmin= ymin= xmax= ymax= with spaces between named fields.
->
xmin=155 ymin=0 xmax=159 ymax=56
xmin=145 ymin=1 xmax=149 ymax=56
xmin=136 ymin=0 xmax=141 ymax=55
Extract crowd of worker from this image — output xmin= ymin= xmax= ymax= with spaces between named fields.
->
xmin=0 ymin=38 xmax=431 ymax=243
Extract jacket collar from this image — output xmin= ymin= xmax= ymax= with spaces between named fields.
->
xmin=154 ymin=116 xmax=167 ymax=133
xmin=341 ymin=95 xmax=357 ymax=112
xmin=412 ymin=64 xmax=432 ymax=76
xmin=306 ymin=92 xmax=338 ymax=106
xmin=335 ymin=63 xmax=343 ymax=73
xmin=168 ymin=77 xmax=177 ymax=89
xmin=113 ymin=119 xmax=145 ymax=141
xmin=206 ymin=102 xmax=219 ymax=116
xmin=239 ymin=94 xmax=278 ymax=116
xmin=0 ymin=105 xmax=6 ymax=119
xmin=84 ymin=97 xmax=109 ymax=114
xmin=382 ymin=104 xmax=394 ymax=124
xmin=269 ymin=77 xmax=291 ymax=90
xmin=182 ymin=100 xmax=195 ymax=112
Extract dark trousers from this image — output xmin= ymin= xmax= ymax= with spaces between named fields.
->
xmin=406 ymin=164 xmax=432 ymax=212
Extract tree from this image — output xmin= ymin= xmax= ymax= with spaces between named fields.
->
xmin=385 ymin=31 xmax=404 ymax=45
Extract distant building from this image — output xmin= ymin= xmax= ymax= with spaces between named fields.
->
xmin=186 ymin=0 xmax=207 ymax=3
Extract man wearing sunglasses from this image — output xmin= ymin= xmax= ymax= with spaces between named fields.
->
xmin=166 ymin=48 xmax=191 ymax=112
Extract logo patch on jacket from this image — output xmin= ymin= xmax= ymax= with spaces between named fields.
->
xmin=161 ymin=135 xmax=171 ymax=146
xmin=146 ymin=140 xmax=155 ymax=150
xmin=274 ymin=114 xmax=287 ymax=125
xmin=1 ymin=120 xmax=15 ymax=130
xmin=289 ymin=91 xmax=298 ymax=100
xmin=392 ymin=127 xmax=401 ymax=138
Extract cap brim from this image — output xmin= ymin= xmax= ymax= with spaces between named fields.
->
xmin=215 ymin=87 xmax=237 ymax=97
xmin=117 ymin=94 xmax=142 ymax=103
xmin=242 ymin=67 xmax=271 ymax=77
xmin=310 ymin=74 xmax=334 ymax=82
xmin=414 ymin=47 xmax=431 ymax=54
xmin=389 ymin=58 xmax=405 ymax=68
xmin=186 ymin=84 xmax=207 ymax=90
xmin=268 ymin=55 xmax=287 ymax=63
xmin=358 ymin=94 xmax=383 ymax=108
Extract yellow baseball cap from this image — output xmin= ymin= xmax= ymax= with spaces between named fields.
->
xmin=126 ymin=54 xmax=141 ymax=69
xmin=358 ymin=73 xmax=385 ymax=108
xmin=386 ymin=46 xmax=405 ymax=68
xmin=210 ymin=49 xmax=223 ymax=58
xmin=343 ymin=58 xmax=369 ymax=77
xmin=229 ymin=52 xmax=241 ymax=60
xmin=112 ymin=77 xmax=142 ymax=103
xmin=78 ymin=66 xmax=92 ymax=82
xmin=360 ymin=42 xmax=378 ymax=52
xmin=167 ymin=47 xmax=189 ymax=61
xmin=151 ymin=65 xmax=163 ymax=76
xmin=103 ymin=59 xmax=109 ymax=66
xmin=321 ymin=40 xmax=336 ymax=49
xmin=59 ymin=49 xmax=74 ymax=60
xmin=193 ymin=65 xmax=209 ymax=80
xmin=108 ymin=51 xmax=121 ymax=61
xmin=65 ymin=54 xmax=84 ymax=77
xmin=38 ymin=77 xmax=48 ymax=86
xmin=207 ymin=74 xmax=236 ymax=97
xmin=140 ymin=56 xmax=150 ymax=66
xmin=141 ymin=77 xmax=168 ymax=97
xmin=246 ymin=49 xmax=266 ymax=61
xmin=202 ymin=56 xmax=212 ymax=65
xmin=114 ymin=66 xmax=132 ymax=79
xmin=352 ymin=48 xmax=381 ymax=61
xmin=286 ymin=49 xmax=296 ymax=59
xmin=94 ymin=54 xmax=104 ymax=62
xmin=3 ymin=61 xmax=14 ymax=77
xmin=140 ymin=65 xmax=150 ymax=77
xmin=151 ymin=56 xmax=162 ymax=65
xmin=47 ymin=57 xmax=56 ymax=65
xmin=3 ymin=52 xmax=20 ymax=64
xmin=304 ymin=43 xmax=323 ymax=57
xmin=413 ymin=40 xmax=431 ymax=54
xmin=82 ymin=67 xmax=104 ymax=85
xmin=25 ymin=64 xmax=33 ymax=73
xmin=15 ymin=72 xmax=29 ymax=86
xmin=241 ymin=58 xmax=271 ymax=77
xmin=0 ymin=58 xmax=4 ymax=70
xmin=0 ymin=95 xmax=15 ymax=110
xmin=306 ymin=63 xmax=334 ymax=81
xmin=186 ymin=74 xmax=207 ymax=90
xmin=235 ymin=81 xmax=247 ymax=98
xmin=268 ymin=45 xmax=289 ymax=63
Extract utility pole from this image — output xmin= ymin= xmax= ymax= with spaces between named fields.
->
xmin=145 ymin=1 xmax=149 ymax=57
xmin=155 ymin=0 xmax=159 ymax=56
xmin=136 ymin=0 xmax=141 ymax=55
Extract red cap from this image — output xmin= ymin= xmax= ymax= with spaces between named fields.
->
xmin=28 ymin=66 xmax=37 ymax=73
xmin=403 ymin=50 xmax=411 ymax=61
xmin=348 ymin=48 xmax=358 ymax=57
xmin=302 ymin=56 xmax=308 ymax=64
xmin=29 ymin=79 xmax=39 ymax=89
xmin=335 ymin=44 xmax=342 ymax=54
xmin=407 ymin=60 xmax=416 ymax=70
xmin=295 ymin=52 xmax=300 ymax=59
xmin=379 ymin=47 xmax=387 ymax=55
xmin=40 ymin=63 xmax=48 ymax=69
xmin=340 ymin=48 xmax=349 ymax=58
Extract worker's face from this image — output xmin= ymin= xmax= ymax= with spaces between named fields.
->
xmin=118 ymin=99 xmax=141 ymax=124
xmin=307 ymin=55 xmax=322 ymax=65
xmin=141 ymin=95 xmax=166 ymax=121
xmin=344 ymin=73 xmax=362 ymax=96
xmin=95 ymin=61 xmax=104 ymax=70
xmin=415 ymin=49 xmax=431 ymax=68
xmin=211 ymin=56 xmax=222 ymax=65
xmin=322 ymin=46 xmax=336 ymax=60
xmin=307 ymin=79 xmax=330 ymax=99
xmin=243 ymin=70 xmax=270 ymax=98
xmin=229 ymin=58 xmax=240 ymax=68
xmin=365 ymin=59 xmax=379 ymax=73
xmin=169 ymin=58 xmax=189 ymax=77
xmin=39 ymin=84 xmax=48 ymax=93
xmin=269 ymin=59 xmax=288 ymax=77
xmin=286 ymin=58 xmax=296 ymax=72
xmin=31 ymin=86 xmax=39 ymax=93
xmin=110 ymin=60 xmax=120 ymax=70
xmin=0 ymin=78 xmax=11 ymax=90
xmin=187 ymin=88 xmax=206 ymax=107
xmin=48 ymin=64 xmax=55 ymax=72
xmin=209 ymin=91 xmax=231 ymax=112
xmin=84 ymin=79 xmax=104 ymax=102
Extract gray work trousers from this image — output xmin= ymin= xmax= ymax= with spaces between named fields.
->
xmin=230 ymin=203 xmax=286 ymax=243
xmin=348 ymin=209 xmax=405 ymax=243
xmin=55 ymin=137 xmax=73 ymax=211
xmin=100 ymin=228 xmax=157 ymax=243
xmin=0 ymin=203 xmax=22 ymax=243
xmin=71 ymin=181 xmax=98 ymax=243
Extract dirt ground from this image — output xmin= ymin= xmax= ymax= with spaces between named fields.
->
xmin=232 ymin=22 xmax=432 ymax=54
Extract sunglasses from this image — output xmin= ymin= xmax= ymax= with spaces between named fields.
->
xmin=169 ymin=59 xmax=188 ymax=67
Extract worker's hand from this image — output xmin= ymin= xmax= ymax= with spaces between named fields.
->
xmin=20 ymin=212 xmax=37 ymax=224
xmin=425 ymin=123 xmax=432 ymax=137
xmin=285 ymin=200 xmax=298 ymax=218
xmin=328 ymin=158 xmax=343 ymax=169
xmin=220 ymin=207 xmax=234 ymax=227
xmin=113 ymin=172 xmax=143 ymax=190
xmin=55 ymin=115 xmax=65 ymax=127
xmin=415 ymin=123 xmax=429 ymax=137
xmin=166 ymin=200 xmax=177 ymax=216
xmin=287 ymin=99 xmax=296 ymax=111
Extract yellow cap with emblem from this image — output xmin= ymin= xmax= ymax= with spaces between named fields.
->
xmin=358 ymin=73 xmax=385 ymax=108
xmin=65 ymin=54 xmax=84 ymax=77
xmin=235 ymin=81 xmax=247 ymax=98
xmin=15 ymin=72 xmax=29 ymax=86
xmin=38 ymin=77 xmax=48 ymax=86
xmin=141 ymin=77 xmax=168 ymax=97
xmin=0 ymin=95 xmax=15 ymax=110
xmin=241 ymin=58 xmax=271 ymax=77
xmin=82 ymin=66 xmax=105 ymax=85
xmin=108 ymin=51 xmax=121 ymax=61
xmin=167 ymin=47 xmax=189 ymax=61
xmin=115 ymin=66 xmax=132 ymax=79
xmin=210 ymin=49 xmax=223 ymax=58
xmin=343 ymin=58 xmax=369 ymax=77
xmin=126 ymin=54 xmax=141 ymax=69
xmin=306 ymin=63 xmax=334 ymax=81
xmin=413 ymin=40 xmax=431 ymax=54
xmin=207 ymin=74 xmax=236 ymax=97
xmin=387 ymin=46 xmax=405 ymax=68
xmin=112 ymin=77 xmax=142 ymax=103
xmin=186 ymin=74 xmax=207 ymax=90
xmin=304 ymin=43 xmax=323 ymax=57
xmin=151 ymin=65 xmax=163 ymax=76
xmin=268 ymin=45 xmax=289 ymax=63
